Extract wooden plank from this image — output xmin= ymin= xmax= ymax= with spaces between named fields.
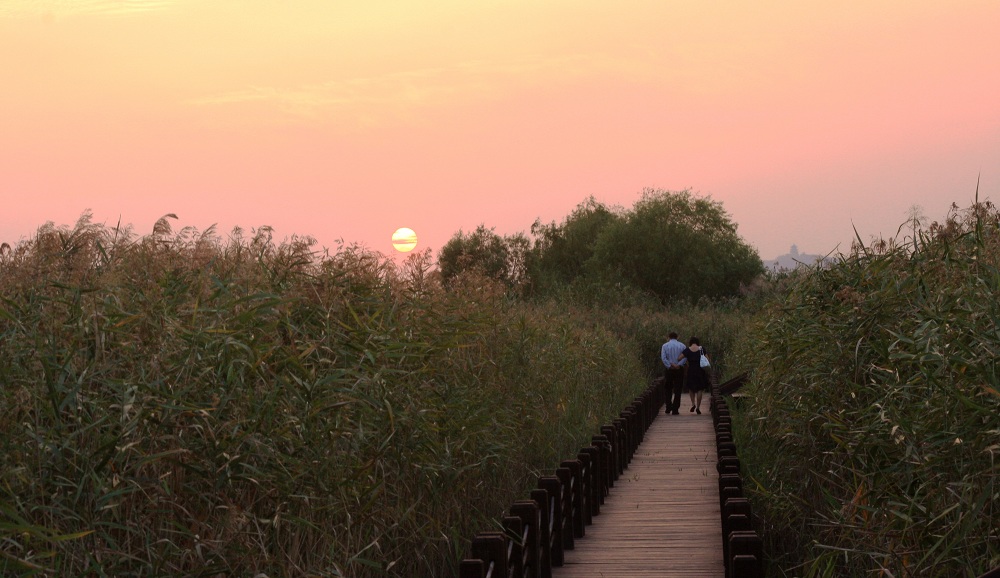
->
xmin=552 ymin=412 xmax=724 ymax=578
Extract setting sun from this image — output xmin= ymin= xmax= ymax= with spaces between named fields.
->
xmin=391 ymin=227 xmax=418 ymax=252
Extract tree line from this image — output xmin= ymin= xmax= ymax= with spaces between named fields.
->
xmin=438 ymin=188 xmax=765 ymax=304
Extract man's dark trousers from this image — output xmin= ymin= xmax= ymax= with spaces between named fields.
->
xmin=664 ymin=367 xmax=684 ymax=413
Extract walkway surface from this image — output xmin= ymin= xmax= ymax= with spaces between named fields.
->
xmin=554 ymin=411 xmax=724 ymax=577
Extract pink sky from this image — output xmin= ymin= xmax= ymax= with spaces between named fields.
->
xmin=2 ymin=0 xmax=998 ymax=260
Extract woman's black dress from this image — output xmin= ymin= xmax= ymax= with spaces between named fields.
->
xmin=681 ymin=347 xmax=709 ymax=392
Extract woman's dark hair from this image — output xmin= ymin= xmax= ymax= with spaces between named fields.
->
xmin=688 ymin=337 xmax=700 ymax=346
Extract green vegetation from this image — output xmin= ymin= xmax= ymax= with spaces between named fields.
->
xmin=732 ymin=201 xmax=1000 ymax=576
xmin=437 ymin=225 xmax=530 ymax=291
xmin=0 ymin=213 xmax=654 ymax=577
xmin=443 ymin=188 xmax=765 ymax=303
xmin=0 ymin=187 xmax=766 ymax=577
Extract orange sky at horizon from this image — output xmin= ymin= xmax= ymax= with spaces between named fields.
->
xmin=2 ymin=0 xmax=998 ymax=260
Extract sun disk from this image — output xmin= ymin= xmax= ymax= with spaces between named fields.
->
xmin=392 ymin=227 xmax=418 ymax=252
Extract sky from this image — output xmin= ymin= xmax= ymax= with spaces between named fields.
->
xmin=2 ymin=0 xmax=998 ymax=261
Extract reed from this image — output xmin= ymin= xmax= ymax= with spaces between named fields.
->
xmin=730 ymin=201 xmax=1000 ymax=576
xmin=0 ymin=213 xmax=648 ymax=577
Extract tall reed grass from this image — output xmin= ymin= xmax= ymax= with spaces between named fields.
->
xmin=0 ymin=213 xmax=649 ymax=577
xmin=523 ymin=279 xmax=754 ymax=381
xmin=731 ymin=201 xmax=1000 ymax=576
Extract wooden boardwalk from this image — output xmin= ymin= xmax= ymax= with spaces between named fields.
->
xmin=553 ymin=411 xmax=724 ymax=577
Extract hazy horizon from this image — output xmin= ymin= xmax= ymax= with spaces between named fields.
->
xmin=2 ymin=1 xmax=998 ymax=261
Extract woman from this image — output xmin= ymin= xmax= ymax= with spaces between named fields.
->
xmin=677 ymin=337 xmax=709 ymax=414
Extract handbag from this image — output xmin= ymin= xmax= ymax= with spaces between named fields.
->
xmin=699 ymin=352 xmax=711 ymax=368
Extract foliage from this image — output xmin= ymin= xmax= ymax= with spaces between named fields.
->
xmin=529 ymin=197 xmax=622 ymax=290
xmin=730 ymin=201 xmax=1000 ymax=577
xmin=590 ymin=189 xmax=764 ymax=302
xmin=540 ymin=282 xmax=753 ymax=381
xmin=525 ymin=189 xmax=764 ymax=304
xmin=0 ymin=213 xmax=646 ymax=577
xmin=437 ymin=225 xmax=530 ymax=292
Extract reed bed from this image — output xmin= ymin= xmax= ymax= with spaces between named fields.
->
xmin=0 ymin=214 xmax=648 ymax=577
xmin=523 ymin=280 xmax=754 ymax=381
xmin=731 ymin=201 xmax=1000 ymax=576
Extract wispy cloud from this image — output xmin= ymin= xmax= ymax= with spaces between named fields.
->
xmin=0 ymin=0 xmax=176 ymax=18
xmin=187 ymin=54 xmax=648 ymax=124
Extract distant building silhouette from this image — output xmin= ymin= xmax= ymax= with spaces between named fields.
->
xmin=764 ymin=245 xmax=826 ymax=271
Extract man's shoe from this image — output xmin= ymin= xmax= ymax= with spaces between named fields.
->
xmin=671 ymin=410 xmax=679 ymax=415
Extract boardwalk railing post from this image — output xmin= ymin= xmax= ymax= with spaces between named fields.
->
xmin=623 ymin=412 xmax=634 ymax=459
xmin=576 ymin=450 xmax=595 ymax=523
xmin=612 ymin=418 xmax=627 ymax=473
xmin=537 ymin=476 xmax=565 ymax=566
xmin=710 ymin=372 xmax=766 ymax=578
xmin=718 ymin=455 xmax=741 ymax=476
xmin=501 ymin=516 xmax=524 ymax=576
xmin=599 ymin=425 xmax=620 ymax=483
xmin=510 ymin=500 xmax=541 ymax=577
xmin=722 ymin=497 xmax=752 ymax=537
xmin=590 ymin=435 xmax=611 ymax=500
xmin=458 ymin=559 xmax=485 ymax=578
xmin=561 ymin=459 xmax=587 ymax=538
xmin=554 ymin=466 xmax=576 ymax=550
xmin=728 ymin=531 xmax=763 ymax=578
xmin=576 ymin=448 xmax=588 ymax=526
xmin=470 ymin=533 xmax=506 ymax=578
xmin=530 ymin=488 xmax=553 ymax=578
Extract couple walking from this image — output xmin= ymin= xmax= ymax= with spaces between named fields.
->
xmin=660 ymin=332 xmax=710 ymax=415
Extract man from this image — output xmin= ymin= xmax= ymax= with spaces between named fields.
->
xmin=660 ymin=332 xmax=687 ymax=415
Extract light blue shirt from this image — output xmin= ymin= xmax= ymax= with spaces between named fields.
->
xmin=661 ymin=339 xmax=687 ymax=369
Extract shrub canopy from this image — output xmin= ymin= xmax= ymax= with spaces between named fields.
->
xmin=443 ymin=189 xmax=764 ymax=304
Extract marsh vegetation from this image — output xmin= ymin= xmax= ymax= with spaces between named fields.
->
xmin=732 ymin=201 xmax=1000 ymax=576
xmin=6 ymin=192 xmax=995 ymax=577
xmin=0 ymin=206 xmax=748 ymax=576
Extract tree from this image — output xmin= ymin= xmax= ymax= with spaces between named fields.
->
xmin=437 ymin=225 xmax=529 ymax=290
xmin=529 ymin=197 xmax=622 ymax=290
xmin=589 ymin=189 xmax=763 ymax=302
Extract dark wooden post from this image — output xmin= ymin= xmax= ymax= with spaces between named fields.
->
xmin=510 ymin=500 xmax=541 ymax=577
xmin=618 ymin=411 xmax=635 ymax=460
xmin=722 ymin=498 xmax=753 ymax=537
xmin=718 ymin=455 xmax=741 ymax=476
xmin=728 ymin=531 xmax=763 ymax=578
xmin=718 ymin=440 xmax=737 ymax=459
xmin=576 ymin=450 xmax=595 ymax=523
xmin=538 ymin=476 xmax=565 ymax=566
xmin=530 ymin=488 xmax=553 ymax=578
xmin=502 ymin=516 xmax=524 ymax=577
xmin=612 ymin=418 xmax=627 ymax=473
xmin=630 ymin=399 xmax=646 ymax=442
xmin=719 ymin=474 xmax=743 ymax=510
xmin=590 ymin=435 xmax=611 ymax=500
xmin=599 ymin=426 xmax=620 ymax=482
xmin=459 ymin=559 xmax=485 ymax=578
xmin=470 ymin=534 xmax=507 ymax=578
xmin=561 ymin=459 xmax=586 ymax=538
xmin=554 ymin=466 xmax=575 ymax=550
